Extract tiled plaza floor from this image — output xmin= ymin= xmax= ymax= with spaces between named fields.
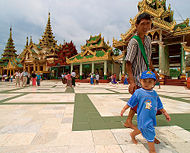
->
xmin=0 ymin=80 xmax=190 ymax=153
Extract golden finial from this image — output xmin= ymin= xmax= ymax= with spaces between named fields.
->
xmin=30 ymin=36 xmax=33 ymax=45
xmin=168 ymin=4 xmax=171 ymax=11
xmin=26 ymin=36 xmax=29 ymax=46
xmin=48 ymin=12 xmax=50 ymax=19
xmin=10 ymin=27 xmax=12 ymax=38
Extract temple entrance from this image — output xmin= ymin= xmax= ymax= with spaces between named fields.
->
xmin=82 ymin=64 xmax=91 ymax=79
xmin=94 ymin=63 xmax=104 ymax=79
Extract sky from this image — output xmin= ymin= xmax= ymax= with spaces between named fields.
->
xmin=0 ymin=0 xmax=189 ymax=56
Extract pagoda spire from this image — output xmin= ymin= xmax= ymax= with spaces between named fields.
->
xmin=29 ymin=36 xmax=33 ymax=45
xmin=25 ymin=36 xmax=29 ymax=47
xmin=10 ymin=27 xmax=12 ymax=39
xmin=1 ymin=27 xmax=17 ymax=63
xmin=39 ymin=12 xmax=57 ymax=48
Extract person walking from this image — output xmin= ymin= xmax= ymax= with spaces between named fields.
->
xmin=71 ymin=70 xmax=76 ymax=87
xmin=95 ymin=73 xmax=99 ymax=85
xmin=31 ymin=71 xmax=37 ymax=86
xmin=21 ymin=69 xmax=28 ymax=87
xmin=121 ymin=71 xmax=171 ymax=153
xmin=36 ymin=72 xmax=41 ymax=86
xmin=124 ymin=13 xmax=159 ymax=130
xmin=90 ymin=73 xmax=94 ymax=85
xmin=14 ymin=70 xmax=21 ymax=87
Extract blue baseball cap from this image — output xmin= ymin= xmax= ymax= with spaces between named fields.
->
xmin=140 ymin=71 xmax=157 ymax=80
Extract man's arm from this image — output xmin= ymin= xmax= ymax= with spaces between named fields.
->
xmin=126 ymin=61 xmax=137 ymax=94
xmin=149 ymin=60 xmax=159 ymax=80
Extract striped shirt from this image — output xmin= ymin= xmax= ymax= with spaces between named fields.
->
xmin=125 ymin=34 xmax=152 ymax=87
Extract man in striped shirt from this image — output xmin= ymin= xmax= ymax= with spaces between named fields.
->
xmin=124 ymin=13 xmax=157 ymax=130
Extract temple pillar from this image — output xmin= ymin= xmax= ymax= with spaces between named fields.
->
xmin=164 ymin=46 xmax=170 ymax=76
xmin=24 ymin=63 xmax=26 ymax=70
xmin=104 ymin=61 xmax=107 ymax=80
xmin=7 ymin=70 xmax=8 ymax=76
xmin=28 ymin=65 xmax=30 ymax=73
xmin=33 ymin=63 xmax=36 ymax=72
xmin=181 ymin=43 xmax=186 ymax=74
xmin=43 ymin=64 xmax=46 ymax=71
xmin=13 ymin=69 xmax=15 ymax=75
xmin=37 ymin=64 xmax=40 ymax=72
xmin=91 ymin=62 xmax=94 ymax=73
xmin=122 ymin=60 xmax=126 ymax=75
xmin=111 ymin=63 xmax=114 ymax=74
xmin=159 ymin=42 xmax=166 ymax=75
xmin=71 ymin=63 xmax=73 ymax=73
xmin=79 ymin=63 xmax=82 ymax=80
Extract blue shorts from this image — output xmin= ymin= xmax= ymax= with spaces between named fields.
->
xmin=140 ymin=127 xmax=155 ymax=142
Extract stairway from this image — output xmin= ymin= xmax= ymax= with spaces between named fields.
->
xmin=165 ymin=79 xmax=186 ymax=86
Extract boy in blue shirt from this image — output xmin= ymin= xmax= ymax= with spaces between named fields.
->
xmin=121 ymin=71 xmax=171 ymax=153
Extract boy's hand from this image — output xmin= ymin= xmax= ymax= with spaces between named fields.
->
xmin=165 ymin=113 xmax=171 ymax=121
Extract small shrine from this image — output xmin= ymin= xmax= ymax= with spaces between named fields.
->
xmin=67 ymin=34 xmax=115 ymax=80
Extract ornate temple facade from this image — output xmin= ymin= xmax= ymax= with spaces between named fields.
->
xmin=67 ymin=34 xmax=117 ymax=80
xmin=0 ymin=28 xmax=22 ymax=75
xmin=113 ymin=0 xmax=190 ymax=77
xmin=19 ymin=13 xmax=59 ymax=78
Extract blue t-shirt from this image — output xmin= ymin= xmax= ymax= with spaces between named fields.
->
xmin=127 ymin=88 xmax=163 ymax=129
xmin=36 ymin=74 xmax=41 ymax=80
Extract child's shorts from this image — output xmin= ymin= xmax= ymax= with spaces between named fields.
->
xmin=140 ymin=127 xmax=155 ymax=142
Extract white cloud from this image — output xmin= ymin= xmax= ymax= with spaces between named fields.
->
xmin=0 ymin=0 xmax=189 ymax=56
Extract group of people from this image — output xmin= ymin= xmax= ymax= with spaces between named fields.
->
xmin=110 ymin=73 xmax=128 ymax=85
xmin=61 ymin=70 xmax=76 ymax=87
xmin=90 ymin=72 xmax=99 ymax=85
xmin=120 ymin=13 xmax=170 ymax=153
xmin=13 ymin=70 xmax=42 ymax=87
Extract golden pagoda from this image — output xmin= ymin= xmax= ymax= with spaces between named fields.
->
xmin=19 ymin=12 xmax=59 ymax=77
xmin=0 ymin=27 xmax=22 ymax=76
xmin=113 ymin=0 xmax=190 ymax=79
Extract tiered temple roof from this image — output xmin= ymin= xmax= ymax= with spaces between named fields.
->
xmin=19 ymin=13 xmax=59 ymax=68
xmin=39 ymin=12 xmax=57 ymax=49
xmin=67 ymin=34 xmax=113 ymax=64
xmin=1 ymin=28 xmax=17 ymax=65
xmin=113 ymin=0 xmax=190 ymax=49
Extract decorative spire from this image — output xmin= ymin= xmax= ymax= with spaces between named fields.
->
xmin=10 ymin=27 xmax=12 ymax=39
xmin=25 ymin=36 xmax=29 ymax=47
xmin=39 ymin=12 xmax=57 ymax=48
xmin=1 ymin=27 xmax=17 ymax=63
xmin=29 ymin=36 xmax=33 ymax=45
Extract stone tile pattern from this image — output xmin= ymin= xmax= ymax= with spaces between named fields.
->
xmin=0 ymin=81 xmax=190 ymax=152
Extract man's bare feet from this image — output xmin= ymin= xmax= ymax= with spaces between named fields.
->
xmin=154 ymin=138 xmax=160 ymax=144
xmin=130 ymin=133 xmax=138 ymax=144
